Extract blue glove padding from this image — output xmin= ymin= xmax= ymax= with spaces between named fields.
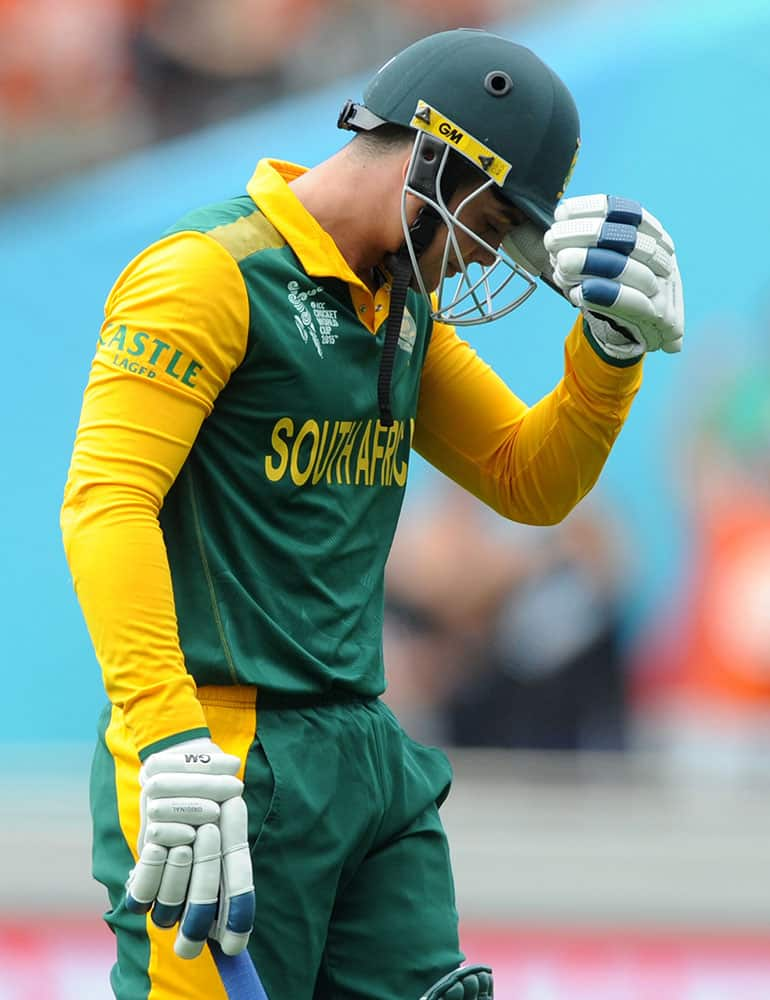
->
xmin=207 ymin=797 xmax=257 ymax=957
xmin=544 ymin=195 xmax=684 ymax=361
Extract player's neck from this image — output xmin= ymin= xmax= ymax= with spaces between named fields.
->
xmin=289 ymin=147 xmax=405 ymax=283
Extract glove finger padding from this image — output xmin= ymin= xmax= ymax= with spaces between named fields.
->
xmin=554 ymin=194 xmax=675 ymax=252
xmin=545 ymin=194 xmax=684 ymax=358
xmin=574 ymin=267 xmax=683 ymax=353
xmin=553 ymin=248 xmax=658 ymax=298
xmin=143 ymin=772 xmax=244 ymax=801
xmin=211 ymin=796 xmax=256 ymax=955
xmin=147 ymin=796 xmax=221 ymax=826
xmin=175 ymin=823 xmax=222 ymax=959
xmin=144 ymin=821 xmax=197 ymax=848
xmin=126 ymin=842 xmax=167 ymax=913
xmin=545 ymin=216 xmax=674 ymax=277
xmin=572 ymin=280 xmax=655 ymax=321
xmin=152 ymin=844 xmax=193 ymax=928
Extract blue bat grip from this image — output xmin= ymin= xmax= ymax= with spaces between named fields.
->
xmin=209 ymin=940 xmax=270 ymax=1000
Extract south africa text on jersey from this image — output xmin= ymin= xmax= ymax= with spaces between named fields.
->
xmin=265 ymin=417 xmax=414 ymax=487
xmin=97 ymin=324 xmax=203 ymax=386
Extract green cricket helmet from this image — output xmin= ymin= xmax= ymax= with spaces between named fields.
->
xmin=339 ymin=28 xmax=581 ymax=326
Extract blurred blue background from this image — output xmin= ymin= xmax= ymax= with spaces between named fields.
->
xmin=2 ymin=0 xmax=769 ymax=745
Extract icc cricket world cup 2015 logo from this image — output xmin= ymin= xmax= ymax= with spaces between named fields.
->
xmin=287 ymin=281 xmax=340 ymax=358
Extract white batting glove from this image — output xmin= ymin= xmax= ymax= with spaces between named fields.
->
xmin=544 ymin=194 xmax=684 ymax=361
xmin=125 ymin=738 xmax=255 ymax=959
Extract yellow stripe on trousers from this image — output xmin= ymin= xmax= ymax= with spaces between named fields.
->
xmin=106 ymin=685 xmax=258 ymax=1000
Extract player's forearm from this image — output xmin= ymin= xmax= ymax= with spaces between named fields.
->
xmin=415 ymin=316 xmax=642 ymax=524
xmin=62 ymin=483 xmax=209 ymax=755
xmin=489 ymin=316 xmax=643 ymax=522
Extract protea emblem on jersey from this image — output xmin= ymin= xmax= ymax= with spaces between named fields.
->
xmin=287 ymin=280 xmax=340 ymax=358
xmin=397 ymin=309 xmax=417 ymax=355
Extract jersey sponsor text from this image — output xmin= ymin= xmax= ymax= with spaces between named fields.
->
xmin=97 ymin=323 xmax=203 ymax=387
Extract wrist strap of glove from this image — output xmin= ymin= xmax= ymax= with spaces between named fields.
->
xmin=583 ymin=312 xmax=645 ymax=367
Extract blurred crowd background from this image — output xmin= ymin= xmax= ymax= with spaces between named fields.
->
xmin=385 ymin=362 xmax=770 ymax=768
xmin=0 ymin=0 xmax=550 ymax=197
xmin=3 ymin=0 xmax=770 ymax=996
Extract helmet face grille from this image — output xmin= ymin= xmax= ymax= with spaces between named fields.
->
xmin=401 ymin=136 xmax=538 ymax=326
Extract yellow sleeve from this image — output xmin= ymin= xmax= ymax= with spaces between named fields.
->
xmin=61 ymin=231 xmax=249 ymax=757
xmin=414 ymin=314 xmax=643 ymax=525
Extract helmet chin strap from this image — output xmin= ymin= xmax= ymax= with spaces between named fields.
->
xmin=339 ymin=115 xmax=454 ymax=426
xmin=377 ymin=208 xmax=441 ymax=426
xmin=376 ymin=249 xmax=410 ymax=428
xmin=377 ymin=135 xmax=447 ymax=426
xmin=377 ymin=206 xmax=443 ymax=426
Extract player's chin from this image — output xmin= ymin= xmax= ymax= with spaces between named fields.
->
xmin=413 ymin=268 xmax=440 ymax=293
xmin=424 ymin=265 xmax=455 ymax=292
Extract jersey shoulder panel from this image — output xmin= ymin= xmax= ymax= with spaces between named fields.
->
xmin=164 ymin=196 xmax=286 ymax=264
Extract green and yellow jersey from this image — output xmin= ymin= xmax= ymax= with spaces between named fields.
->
xmin=61 ymin=159 xmax=643 ymax=758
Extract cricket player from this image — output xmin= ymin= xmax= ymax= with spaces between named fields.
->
xmin=61 ymin=28 xmax=684 ymax=1000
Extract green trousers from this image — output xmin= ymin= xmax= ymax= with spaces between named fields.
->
xmin=91 ymin=687 xmax=464 ymax=999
